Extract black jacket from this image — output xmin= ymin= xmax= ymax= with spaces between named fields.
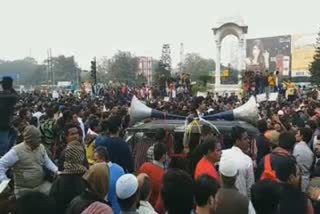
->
xmin=0 ymin=92 xmax=18 ymax=131
xmin=256 ymin=147 xmax=292 ymax=180
xmin=278 ymin=183 xmax=310 ymax=214
xmin=95 ymin=136 xmax=134 ymax=173
xmin=49 ymin=174 xmax=87 ymax=214
xmin=255 ymin=134 xmax=270 ymax=164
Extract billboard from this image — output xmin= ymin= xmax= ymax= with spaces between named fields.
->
xmin=291 ymin=33 xmax=316 ymax=77
xmin=246 ymin=35 xmax=291 ymax=76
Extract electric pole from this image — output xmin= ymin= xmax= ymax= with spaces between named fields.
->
xmin=90 ymin=57 xmax=97 ymax=94
xmin=179 ymin=42 xmax=184 ymax=74
xmin=160 ymin=44 xmax=172 ymax=72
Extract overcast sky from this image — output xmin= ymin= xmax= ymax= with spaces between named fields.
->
xmin=0 ymin=0 xmax=319 ymax=69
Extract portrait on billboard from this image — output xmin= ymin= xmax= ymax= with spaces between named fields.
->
xmin=245 ymin=39 xmax=270 ymax=72
xmin=246 ymin=35 xmax=291 ymax=76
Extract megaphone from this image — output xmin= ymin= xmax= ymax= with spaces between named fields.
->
xmin=129 ymin=96 xmax=186 ymax=124
xmin=203 ymin=96 xmax=258 ymax=124
xmin=130 ymin=95 xmax=259 ymax=125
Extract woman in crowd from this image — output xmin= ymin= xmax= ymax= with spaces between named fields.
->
xmin=66 ymin=162 xmax=112 ymax=214
xmin=49 ymin=141 xmax=88 ymax=214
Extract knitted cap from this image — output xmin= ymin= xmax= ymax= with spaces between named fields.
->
xmin=23 ymin=125 xmax=41 ymax=145
xmin=63 ymin=142 xmax=87 ymax=175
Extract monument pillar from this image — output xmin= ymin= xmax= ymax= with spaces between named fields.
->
xmin=215 ymin=42 xmax=221 ymax=86
xmin=238 ymin=38 xmax=245 ymax=86
xmin=211 ymin=17 xmax=248 ymax=94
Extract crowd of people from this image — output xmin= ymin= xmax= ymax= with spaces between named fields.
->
xmin=1 ymin=75 xmax=320 ymax=214
xmin=242 ymin=70 xmax=305 ymax=101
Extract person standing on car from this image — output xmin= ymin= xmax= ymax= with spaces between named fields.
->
xmin=0 ymin=76 xmax=18 ymax=156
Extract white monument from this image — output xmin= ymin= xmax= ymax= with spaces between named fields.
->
xmin=211 ymin=17 xmax=248 ymax=94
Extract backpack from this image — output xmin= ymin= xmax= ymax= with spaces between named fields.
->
xmin=260 ymin=154 xmax=279 ymax=182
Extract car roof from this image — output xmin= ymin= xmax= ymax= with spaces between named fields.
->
xmin=127 ymin=119 xmax=259 ymax=135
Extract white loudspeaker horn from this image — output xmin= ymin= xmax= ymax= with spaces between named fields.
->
xmin=129 ymin=96 xmax=185 ymax=124
xmin=203 ymin=96 xmax=258 ymax=124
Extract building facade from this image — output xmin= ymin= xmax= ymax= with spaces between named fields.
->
xmin=138 ymin=57 xmax=153 ymax=85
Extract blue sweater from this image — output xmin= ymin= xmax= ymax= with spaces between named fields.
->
xmin=106 ymin=162 xmax=124 ymax=214
xmin=95 ymin=135 xmax=134 ymax=173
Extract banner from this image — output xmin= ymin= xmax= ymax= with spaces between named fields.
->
xmin=291 ymin=33 xmax=316 ymax=77
xmin=269 ymin=92 xmax=279 ymax=101
xmin=256 ymin=93 xmax=267 ymax=103
xmin=246 ymin=35 xmax=291 ymax=76
xmin=256 ymin=92 xmax=279 ymax=103
xmin=57 ymin=81 xmax=72 ymax=87
xmin=197 ymin=91 xmax=208 ymax=98
xmin=52 ymin=90 xmax=59 ymax=99
xmin=208 ymin=70 xmax=229 ymax=77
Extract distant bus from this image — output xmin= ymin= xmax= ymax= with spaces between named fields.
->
xmin=291 ymin=76 xmax=312 ymax=89
xmin=291 ymin=76 xmax=310 ymax=83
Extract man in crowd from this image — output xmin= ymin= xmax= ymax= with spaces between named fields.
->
xmin=40 ymin=108 xmax=56 ymax=157
xmin=138 ymin=143 xmax=167 ymax=206
xmin=84 ymin=115 xmax=100 ymax=165
xmin=193 ymin=174 xmax=220 ymax=214
xmin=220 ymin=126 xmax=255 ymax=197
xmin=133 ymin=130 xmax=159 ymax=169
xmin=0 ymin=125 xmax=58 ymax=198
xmin=57 ymin=124 xmax=86 ymax=171
xmin=93 ymin=146 xmax=124 ymax=214
xmin=161 ymin=169 xmax=194 ymax=214
xmin=251 ymin=180 xmax=281 ymax=214
xmin=255 ymin=119 xmax=270 ymax=164
xmin=194 ymin=96 xmax=207 ymax=118
xmin=146 ymin=128 xmax=173 ymax=163
xmin=276 ymin=155 xmax=314 ymax=213
xmin=116 ymin=173 xmax=140 ymax=214
xmin=0 ymin=76 xmax=18 ymax=156
xmin=73 ymin=105 xmax=86 ymax=143
xmin=294 ymin=127 xmax=314 ymax=192
xmin=217 ymin=157 xmax=256 ymax=214
xmin=267 ymin=71 xmax=276 ymax=93
xmin=32 ymin=105 xmax=44 ymax=128
xmin=257 ymin=132 xmax=296 ymax=180
xmin=194 ymin=137 xmax=221 ymax=181
xmin=95 ymin=116 xmax=134 ymax=173
xmin=137 ymin=173 xmax=158 ymax=214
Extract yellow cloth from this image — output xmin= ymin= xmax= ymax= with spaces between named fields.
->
xmin=187 ymin=119 xmax=202 ymax=138
xmin=183 ymin=119 xmax=202 ymax=149
xmin=85 ymin=140 xmax=95 ymax=165
xmin=268 ymin=75 xmax=275 ymax=87
xmin=283 ymin=82 xmax=287 ymax=90
xmin=287 ymin=83 xmax=296 ymax=95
